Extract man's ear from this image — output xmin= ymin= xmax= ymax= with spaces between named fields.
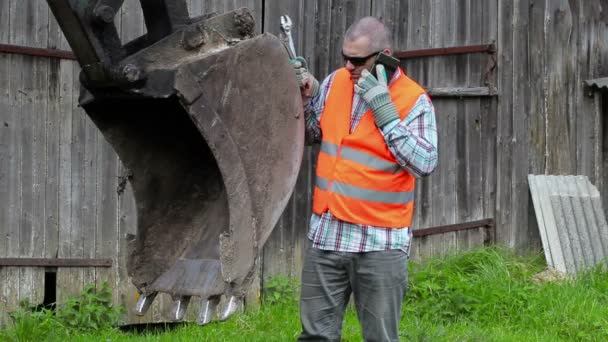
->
xmin=383 ymin=48 xmax=392 ymax=56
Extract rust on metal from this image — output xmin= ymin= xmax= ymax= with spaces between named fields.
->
xmin=395 ymin=44 xmax=496 ymax=59
xmin=413 ymin=218 xmax=495 ymax=237
xmin=0 ymin=43 xmax=76 ymax=60
xmin=0 ymin=258 xmax=113 ymax=267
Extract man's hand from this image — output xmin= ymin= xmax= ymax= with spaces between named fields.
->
xmin=354 ymin=64 xmax=399 ymax=128
xmin=291 ymin=57 xmax=319 ymax=99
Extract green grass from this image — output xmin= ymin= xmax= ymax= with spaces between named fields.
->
xmin=2 ymin=247 xmax=608 ymax=341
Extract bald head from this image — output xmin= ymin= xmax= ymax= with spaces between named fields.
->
xmin=344 ymin=17 xmax=393 ymax=53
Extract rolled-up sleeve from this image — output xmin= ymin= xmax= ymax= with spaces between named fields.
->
xmin=381 ymin=94 xmax=438 ymax=177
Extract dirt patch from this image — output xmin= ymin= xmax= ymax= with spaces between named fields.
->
xmin=531 ymin=268 xmax=569 ymax=285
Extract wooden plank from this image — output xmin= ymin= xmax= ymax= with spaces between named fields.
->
xmin=462 ymin=0 xmax=485 ymax=249
xmin=0 ymin=0 xmax=12 ymax=326
xmin=511 ymin=0 xmax=534 ymax=250
xmin=371 ymin=0 xmax=401 ymax=43
xmin=45 ymin=0 xmax=64 ymax=263
xmin=431 ymin=1 xmax=456 ymax=254
xmin=82 ymin=94 xmax=98 ymax=289
xmin=575 ymin=1 xmax=601 ymax=183
xmin=407 ymin=0 xmax=431 ymax=50
xmin=406 ymin=0 xmax=434 ymax=241
xmin=20 ymin=0 xmax=49 ymax=306
xmin=55 ymin=32 xmax=75 ymax=304
xmin=527 ymin=0 xmax=547 ymax=175
xmin=423 ymin=0 xmax=442 ymax=250
xmin=314 ymin=1 xmax=331 ymax=78
xmin=4 ymin=0 xmax=25 ymax=317
xmin=545 ymin=1 xmax=574 ymax=174
xmin=496 ymin=0 xmax=514 ymax=246
xmin=481 ymin=0 xmax=498 ymax=236
xmin=588 ymin=0 xmax=607 ymax=193
xmin=59 ymin=59 xmax=88 ymax=301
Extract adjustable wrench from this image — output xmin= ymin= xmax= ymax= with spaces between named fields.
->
xmin=280 ymin=14 xmax=297 ymax=58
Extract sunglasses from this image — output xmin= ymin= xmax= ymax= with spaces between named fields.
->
xmin=341 ymin=50 xmax=381 ymax=67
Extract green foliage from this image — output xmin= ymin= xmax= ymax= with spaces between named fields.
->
xmin=262 ymin=275 xmax=299 ymax=306
xmin=405 ymin=247 xmax=544 ymax=323
xmin=55 ymin=282 xmax=124 ymax=332
xmin=403 ymin=247 xmax=608 ymax=341
xmin=2 ymin=248 xmax=608 ymax=341
xmin=3 ymin=299 xmax=66 ymax=342
xmin=1 ymin=282 xmax=124 ymax=341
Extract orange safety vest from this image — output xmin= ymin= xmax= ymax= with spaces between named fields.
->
xmin=312 ymin=67 xmax=427 ymax=228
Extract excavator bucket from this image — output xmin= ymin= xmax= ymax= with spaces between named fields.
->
xmin=46 ymin=1 xmax=303 ymax=323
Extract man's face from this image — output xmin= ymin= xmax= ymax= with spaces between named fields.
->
xmin=342 ymin=36 xmax=378 ymax=83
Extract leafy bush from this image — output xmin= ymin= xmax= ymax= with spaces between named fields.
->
xmin=1 ymin=282 xmax=124 ymax=341
xmin=263 ymin=275 xmax=299 ymax=305
xmin=55 ymin=282 xmax=124 ymax=331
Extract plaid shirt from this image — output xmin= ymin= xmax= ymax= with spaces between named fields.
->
xmin=304 ymin=68 xmax=438 ymax=252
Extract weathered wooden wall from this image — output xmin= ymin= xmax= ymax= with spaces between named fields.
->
xmin=494 ymin=0 xmax=608 ymax=251
xmin=1 ymin=0 xmax=607 ymax=325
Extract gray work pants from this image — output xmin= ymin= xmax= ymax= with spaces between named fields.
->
xmin=298 ymin=247 xmax=409 ymax=342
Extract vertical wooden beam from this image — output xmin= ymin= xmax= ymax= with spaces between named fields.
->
xmin=54 ymin=0 xmax=76 ymax=304
xmin=0 ymin=0 xmax=13 ymax=327
xmin=496 ymin=0 xmax=514 ymax=247
xmin=6 ymin=0 xmax=25 ymax=315
xmin=480 ymin=0 xmax=498 ymax=248
xmin=512 ymin=0 xmax=535 ymax=250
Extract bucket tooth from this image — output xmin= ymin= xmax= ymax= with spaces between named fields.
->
xmin=196 ymin=296 xmax=221 ymax=325
xmin=135 ymin=292 xmax=157 ymax=316
xmin=172 ymin=296 xmax=191 ymax=321
xmin=219 ymin=295 xmax=242 ymax=321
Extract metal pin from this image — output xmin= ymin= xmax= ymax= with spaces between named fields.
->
xmin=196 ymin=296 xmax=221 ymax=325
xmin=172 ymin=296 xmax=191 ymax=321
xmin=219 ymin=295 xmax=242 ymax=321
xmin=135 ymin=292 xmax=157 ymax=316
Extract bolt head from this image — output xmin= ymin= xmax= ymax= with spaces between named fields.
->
xmin=122 ymin=64 xmax=142 ymax=82
xmin=182 ymin=27 xmax=206 ymax=50
xmin=94 ymin=5 xmax=115 ymax=24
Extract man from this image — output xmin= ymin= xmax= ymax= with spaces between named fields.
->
xmin=292 ymin=16 xmax=438 ymax=342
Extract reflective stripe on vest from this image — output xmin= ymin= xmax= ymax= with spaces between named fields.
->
xmin=316 ymin=176 xmax=414 ymax=204
xmin=320 ymin=141 xmax=402 ymax=173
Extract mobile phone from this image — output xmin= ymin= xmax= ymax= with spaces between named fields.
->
xmin=371 ymin=52 xmax=400 ymax=80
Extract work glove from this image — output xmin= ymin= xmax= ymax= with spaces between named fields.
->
xmin=354 ymin=64 xmax=399 ymax=128
xmin=290 ymin=57 xmax=319 ymax=98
